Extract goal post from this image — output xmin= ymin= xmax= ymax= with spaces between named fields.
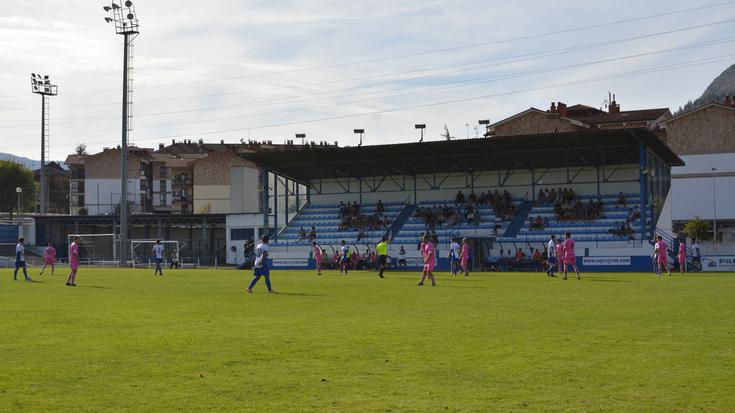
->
xmin=67 ymin=233 xmax=119 ymax=266
xmin=130 ymin=239 xmax=182 ymax=268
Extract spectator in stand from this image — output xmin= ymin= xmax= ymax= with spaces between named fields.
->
xmin=431 ymin=230 xmax=439 ymax=245
xmin=532 ymin=249 xmax=542 ymax=271
xmin=376 ymin=199 xmax=384 ymax=214
xmin=478 ymin=191 xmax=488 ymax=205
xmin=398 ymin=246 xmax=407 ymax=267
xmin=308 ymin=226 xmax=317 ymax=241
xmin=631 ymin=205 xmax=641 ymax=221
xmin=549 ymin=189 xmax=557 ymax=204
xmin=617 ymin=192 xmax=627 ymax=208
xmin=466 ymin=209 xmax=476 ymax=224
xmin=468 ymin=191 xmax=477 ymax=204
xmin=298 ymin=227 xmax=307 ymax=241
xmin=537 ymin=190 xmax=546 ymax=205
xmin=338 ymin=201 xmax=346 ymax=219
xmin=515 ymin=248 xmax=526 ymax=267
xmin=455 ymin=190 xmax=465 ymax=205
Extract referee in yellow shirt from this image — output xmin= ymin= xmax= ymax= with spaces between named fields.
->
xmin=376 ymin=236 xmax=389 ymax=278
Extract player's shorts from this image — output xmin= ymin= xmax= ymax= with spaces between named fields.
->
xmin=70 ymin=261 xmax=79 ymax=271
xmin=564 ymin=255 xmax=576 ymax=265
xmin=678 ymin=254 xmax=685 ymax=263
xmin=423 ymin=263 xmax=435 ymax=273
xmin=379 ymin=255 xmax=387 ymax=266
xmin=254 ymin=266 xmax=270 ymax=277
xmin=15 ymin=260 xmax=26 ymax=269
xmin=45 ymin=258 xmax=55 ymax=265
xmin=548 ymin=257 xmax=557 ymax=265
xmin=460 ymin=258 xmax=469 ymax=268
xmin=155 ymin=258 xmax=163 ymax=265
xmin=657 ymin=255 xmax=668 ymax=265
xmin=450 ymin=256 xmax=458 ymax=265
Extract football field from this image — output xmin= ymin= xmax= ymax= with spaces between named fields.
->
xmin=1 ymin=268 xmax=733 ymax=412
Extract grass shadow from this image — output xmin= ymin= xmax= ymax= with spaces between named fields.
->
xmin=586 ymin=278 xmax=631 ymax=283
xmin=271 ymin=291 xmax=325 ymax=297
xmin=77 ymin=285 xmax=114 ymax=289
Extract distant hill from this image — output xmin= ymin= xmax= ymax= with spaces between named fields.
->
xmin=0 ymin=153 xmax=41 ymax=170
xmin=677 ymin=63 xmax=735 ymax=114
xmin=0 ymin=153 xmax=68 ymax=171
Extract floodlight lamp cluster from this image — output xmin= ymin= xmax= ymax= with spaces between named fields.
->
xmin=30 ymin=73 xmax=58 ymax=95
xmin=103 ymin=1 xmax=139 ymax=34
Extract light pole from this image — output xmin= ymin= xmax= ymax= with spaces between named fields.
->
xmin=415 ymin=124 xmax=426 ymax=142
xmin=16 ymin=187 xmax=22 ymax=229
xmin=712 ymin=167 xmax=717 ymax=244
xmin=103 ymin=1 xmax=139 ymax=265
xmin=354 ymin=129 xmax=364 ymax=146
xmin=478 ymin=119 xmax=490 ymax=137
xmin=296 ymin=133 xmax=306 ymax=146
xmin=30 ymin=74 xmax=58 ymax=214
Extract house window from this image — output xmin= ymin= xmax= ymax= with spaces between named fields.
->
xmin=159 ymin=166 xmax=167 ymax=178
xmin=231 ymin=228 xmax=254 ymax=241
xmin=160 ymin=193 xmax=167 ymax=206
xmin=160 ymin=180 xmax=167 ymax=193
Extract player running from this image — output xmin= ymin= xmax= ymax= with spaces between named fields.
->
xmin=66 ymin=236 xmax=80 ymax=286
xmin=338 ymin=240 xmax=349 ymax=275
xmin=152 ymin=240 xmax=164 ymax=276
xmin=678 ymin=240 xmax=686 ymax=274
xmin=312 ymin=241 xmax=323 ymax=276
xmin=417 ymin=235 xmax=436 ymax=286
xmin=13 ymin=237 xmax=31 ymax=281
xmin=376 ymin=237 xmax=388 ymax=278
xmin=448 ymin=238 xmax=460 ymax=276
xmin=546 ymin=235 xmax=557 ymax=277
xmin=652 ymin=235 xmax=672 ymax=277
xmin=459 ymin=238 xmax=470 ymax=276
xmin=563 ymin=232 xmax=581 ymax=280
xmin=247 ymin=236 xmax=272 ymax=293
xmin=40 ymin=241 xmax=56 ymax=276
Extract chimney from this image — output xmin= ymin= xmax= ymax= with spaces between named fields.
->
xmin=557 ymin=102 xmax=567 ymax=117
xmin=609 ymin=94 xmax=620 ymax=113
xmin=171 ymin=139 xmax=175 ymax=145
xmin=220 ymin=139 xmax=224 ymax=144
xmin=550 ymin=102 xmax=557 ymax=113
xmin=158 ymin=143 xmax=164 ymax=150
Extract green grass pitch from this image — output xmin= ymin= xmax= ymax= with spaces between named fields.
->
xmin=1 ymin=268 xmax=734 ymax=412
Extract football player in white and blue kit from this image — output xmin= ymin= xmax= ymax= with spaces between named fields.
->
xmin=339 ymin=240 xmax=349 ymax=275
xmin=448 ymin=238 xmax=461 ymax=276
xmin=247 ymin=236 xmax=272 ymax=293
xmin=546 ymin=234 xmax=557 ymax=277
xmin=152 ymin=240 xmax=165 ymax=276
xmin=14 ymin=237 xmax=31 ymax=281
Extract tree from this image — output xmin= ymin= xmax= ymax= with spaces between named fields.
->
xmin=441 ymin=124 xmax=456 ymax=141
xmin=682 ymin=218 xmax=711 ymax=242
xmin=75 ymin=143 xmax=88 ymax=156
xmin=0 ymin=160 xmax=36 ymax=215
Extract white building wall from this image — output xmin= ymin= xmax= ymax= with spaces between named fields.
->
xmin=669 ymin=154 xmax=735 ymax=221
xmin=84 ymin=179 xmax=142 ymax=215
xmin=226 ymin=213 xmax=264 ymax=264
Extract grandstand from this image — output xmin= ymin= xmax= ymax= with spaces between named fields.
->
xmin=242 ymin=129 xmax=683 ymax=271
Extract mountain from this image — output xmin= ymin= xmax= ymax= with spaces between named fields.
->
xmin=677 ymin=63 xmax=735 ymax=114
xmin=0 ymin=153 xmax=68 ymax=171
xmin=0 ymin=153 xmax=41 ymax=170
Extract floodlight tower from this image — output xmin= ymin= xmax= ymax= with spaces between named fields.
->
xmin=103 ymin=1 xmax=139 ymax=264
xmin=415 ymin=124 xmax=426 ymax=142
xmin=354 ymin=129 xmax=365 ymax=146
xmin=30 ymin=74 xmax=58 ymax=214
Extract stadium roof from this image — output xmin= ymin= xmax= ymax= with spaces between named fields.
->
xmin=241 ymin=129 xmax=684 ymax=183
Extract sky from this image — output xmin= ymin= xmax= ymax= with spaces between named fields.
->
xmin=1 ymin=0 xmax=734 ymax=160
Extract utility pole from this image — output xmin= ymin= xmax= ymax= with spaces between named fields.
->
xmin=30 ymin=74 xmax=58 ymax=214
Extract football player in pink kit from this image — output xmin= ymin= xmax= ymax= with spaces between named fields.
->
xmin=555 ymin=239 xmax=564 ymax=274
xmin=66 ymin=236 xmax=80 ymax=286
xmin=459 ymin=238 xmax=470 ymax=276
xmin=652 ymin=235 xmax=672 ymax=277
xmin=417 ymin=235 xmax=436 ymax=286
xmin=40 ymin=241 xmax=56 ymax=275
xmin=563 ymin=232 xmax=581 ymax=280
xmin=312 ymin=241 xmax=323 ymax=276
xmin=678 ymin=241 xmax=686 ymax=274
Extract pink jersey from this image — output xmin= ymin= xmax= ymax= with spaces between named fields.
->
xmin=460 ymin=244 xmax=469 ymax=262
xmin=422 ymin=242 xmax=435 ymax=272
xmin=312 ymin=245 xmax=322 ymax=259
xmin=563 ymin=239 xmax=575 ymax=258
xmin=678 ymin=243 xmax=686 ymax=257
xmin=555 ymin=244 xmax=563 ymax=259
xmin=655 ymin=241 xmax=668 ymax=263
xmin=44 ymin=246 xmax=56 ymax=260
xmin=69 ymin=242 xmax=79 ymax=267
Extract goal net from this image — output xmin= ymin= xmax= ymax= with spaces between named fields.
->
xmin=130 ymin=240 xmax=184 ymax=268
xmin=67 ymin=233 xmax=120 ymax=266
